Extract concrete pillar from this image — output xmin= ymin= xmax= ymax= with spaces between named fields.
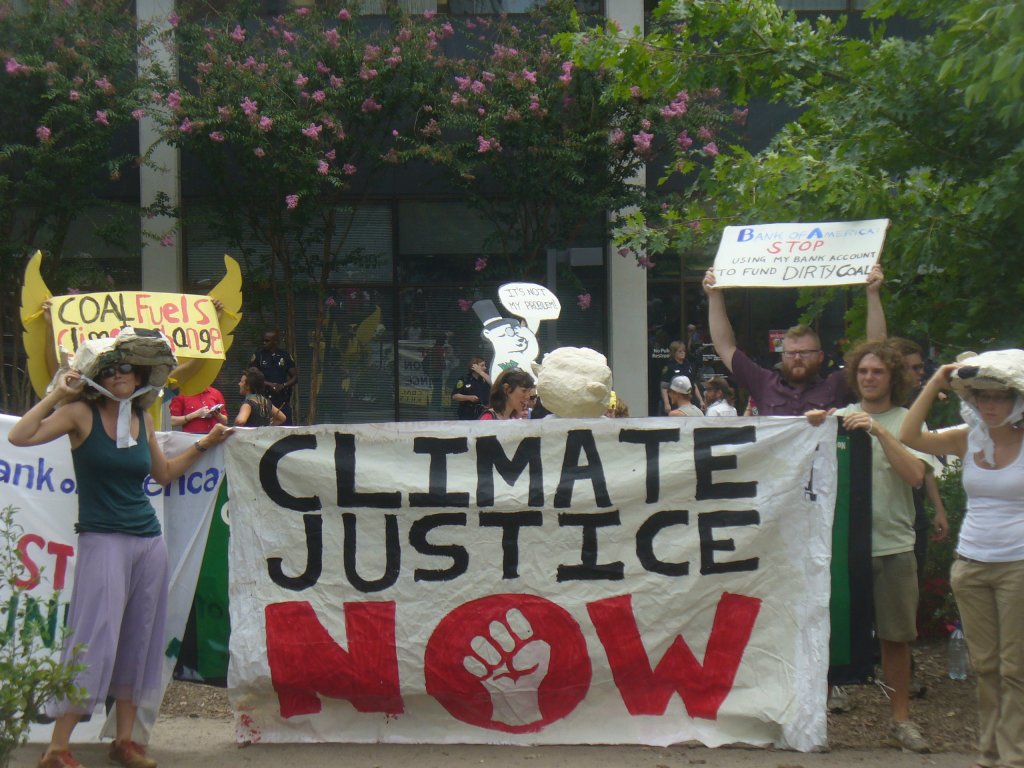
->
xmin=604 ymin=0 xmax=648 ymax=416
xmin=137 ymin=0 xmax=182 ymax=292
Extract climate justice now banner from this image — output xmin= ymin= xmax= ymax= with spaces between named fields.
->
xmin=0 ymin=415 xmax=224 ymax=744
xmin=226 ymin=417 xmax=839 ymax=751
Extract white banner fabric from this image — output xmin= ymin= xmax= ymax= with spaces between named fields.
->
xmin=0 ymin=415 xmax=224 ymax=744
xmin=713 ymin=220 xmax=889 ymax=288
xmin=226 ymin=417 xmax=838 ymax=751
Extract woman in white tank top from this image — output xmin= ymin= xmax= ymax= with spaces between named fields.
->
xmin=900 ymin=354 xmax=1024 ymax=768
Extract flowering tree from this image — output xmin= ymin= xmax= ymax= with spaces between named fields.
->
xmin=409 ymin=0 xmax=738 ymax=288
xmin=0 ymin=0 xmax=164 ymax=413
xmin=567 ymin=0 xmax=1024 ymax=351
xmin=157 ymin=1 xmax=447 ymax=422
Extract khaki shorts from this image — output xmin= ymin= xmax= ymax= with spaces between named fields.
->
xmin=872 ymin=551 xmax=919 ymax=642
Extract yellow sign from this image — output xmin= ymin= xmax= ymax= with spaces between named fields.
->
xmin=50 ymin=291 xmax=226 ymax=359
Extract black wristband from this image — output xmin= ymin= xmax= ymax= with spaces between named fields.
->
xmin=194 ymin=440 xmax=207 ymax=453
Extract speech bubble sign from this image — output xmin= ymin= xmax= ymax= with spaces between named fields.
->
xmin=497 ymin=282 xmax=561 ymax=333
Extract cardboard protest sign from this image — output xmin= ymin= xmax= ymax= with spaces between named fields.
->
xmin=498 ymin=283 xmax=561 ymax=333
xmin=226 ymin=417 xmax=838 ymax=750
xmin=0 ymin=417 xmax=224 ymax=743
xmin=49 ymin=291 xmax=225 ymax=359
xmin=713 ymin=220 xmax=889 ymax=288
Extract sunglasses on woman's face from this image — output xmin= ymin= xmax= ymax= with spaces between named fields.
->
xmin=98 ymin=363 xmax=135 ymax=379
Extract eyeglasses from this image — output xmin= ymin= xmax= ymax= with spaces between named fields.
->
xmin=974 ymin=391 xmax=1015 ymax=404
xmin=98 ymin=363 xmax=135 ymax=379
xmin=780 ymin=350 xmax=820 ymax=359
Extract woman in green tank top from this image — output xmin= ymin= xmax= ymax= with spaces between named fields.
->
xmin=9 ymin=357 xmax=233 ymax=768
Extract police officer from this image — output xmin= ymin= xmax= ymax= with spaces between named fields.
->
xmin=452 ymin=356 xmax=491 ymax=420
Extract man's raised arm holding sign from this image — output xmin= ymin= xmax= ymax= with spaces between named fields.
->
xmin=702 ymin=264 xmax=886 ymax=415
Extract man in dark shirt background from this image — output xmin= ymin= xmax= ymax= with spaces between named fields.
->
xmin=702 ymin=264 xmax=887 ymax=414
xmin=250 ymin=330 xmax=298 ymax=425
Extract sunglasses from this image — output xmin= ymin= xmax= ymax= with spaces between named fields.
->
xmin=98 ymin=363 xmax=135 ymax=379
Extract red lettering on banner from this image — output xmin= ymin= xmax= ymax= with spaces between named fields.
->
xmin=264 ymin=600 xmax=403 ymax=718
xmin=587 ymin=592 xmax=761 ymax=720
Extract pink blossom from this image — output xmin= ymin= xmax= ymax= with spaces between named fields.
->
xmin=397 ymin=28 xmax=412 ymax=42
xmin=337 ymin=8 xmax=351 ymax=21
xmin=638 ymin=256 xmax=656 ymax=269
xmin=558 ymin=61 xmax=573 ymax=84
xmin=363 ymin=44 xmax=381 ymax=62
xmin=454 ymin=76 xmax=471 ymax=91
xmin=528 ymin=95 xmax=540 ymax=112
xmin=688 ymin=219 xmax=702 ymax=231
xmin=481 ymin=71 xmax=495 ymax=82
xmin=95 ymin=76 xmax=114 ymax=94
xmin=218 ymin=105 xmax=232 ymax=120
xmin=197 ymin=62 xmax=212 ymax=74
xmin=440 ymin=22 xmax=454 ymax=37
xmin=702 ymin=142 xmax=718 ymax=156
xmin=423 ymin=9 xmax=435 ymax=19
xmin=632 ymin=130 xmax=653 ymax=154
xmin=282 ymin=30 xmax=296 ymax=44
xmin=254 ymin=147 xmax=266 ymax=157
xmin=285 ymin=194 xmax=299 ymax=210
xmin=470 ymin=80 xmax=485 ymax=95
xmin=385 ymin=56 xmax=401 ymax=68
xmin=361 ymin=98 xmax=381 ymax=112
xmin=131 ymin=108 xmax=146 ymax=120
xmin=294 ymin=73 xmax=308 ymax=87
xmin=458 ymin=299 xmax=474 ymax=312
xmin=317 ymin=61 xmax=331 ymax=74
xmin=342 ymin=163 xmax=357 ymax=175
xmin=317 ymin=160 xmax=329 ymax=175
xmin=477 ymin=136 xmax=500 ymax=153
xmin=208 ymin=131 xmax=225 ymax=142
xmin=392 ymin=129 xmax=399 ymax=137
xmin=676 ymin=131 xmax=693 ymax=150
xmin=230 ymin=24 xmax=245 ymax=43
xmin=325 ymin=296 xmax=337 ymax=306
xmin=660 ymin=91 xmax=689 ymax=119
xmin=733 ymin=107 xmax=749 ymax=125
xmin=258 ymin=116 xmax=273 ymax=132
xmin=698 ymin=126 xmax=712 ymax=140
xmin=325 ymin=149 xmax=337 ymax=161
xmin=69 ymin=89 xmax=80 ymax=101
xmin=359 ymin=65 xmax=378 ymax=80
xmin=329 ymin=75 xmax=343 ymax=88
xmin=577 ymin=293 xmax=592 ymax=310
xmin=167 ymin=90 xmax=181 ymax=110
xmin=178 ymin=117 xmax=192 ymax=133
xmin=611 ymin=128 xmax=625 ymax=145
xmin=617 ymin=247 xmax=630 ymax=258
xmin=36 ymin=125 xmax=52 ymax=142
xmin=312 ymin=90 xmax=326 ymax=103
xmin=522 ymin=69 xmax=537 ymax=83
xmin=160 ymin=233 xmax=175 ymax=247
xmin=296 ymin=7 xmax=310 ymax=15
xmin=302 ymin=123 xmax=322 ymax=139
xmin=477 ymin=107 xmax=486 ymax=116
xmin=641 ymin=118 xmax=651 ymax=130
xmin=474 ymin=257 xmax=488 ymax=272
xmin=5 ymin=58 xmax=26 ymax=75
xmin=168 ymin=11 xmax=180 ymax=27
xmin=629 ymin=85 xmax=641 ymax=98
xmin=95 ymin=110 xmax=110 ymax=127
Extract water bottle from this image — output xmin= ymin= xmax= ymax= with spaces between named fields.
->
xmin=948 ymin=622 xmax=969 ymax=680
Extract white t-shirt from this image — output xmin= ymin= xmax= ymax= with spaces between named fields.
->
xmin=960 ymin=447 xmax=1024 ymax=562
xmin=706 ymin=401 xmax=738 ymax=417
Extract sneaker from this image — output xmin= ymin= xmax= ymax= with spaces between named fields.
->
xmin=889 ymin=720 xmax=930 ymax=753
xmin=108 ymin=740 xmax=157 ymax=768
xmin=827 ymin=685 xmax=851 ymax=713
xmin=38 ymin=749 xmax=83 ymax=768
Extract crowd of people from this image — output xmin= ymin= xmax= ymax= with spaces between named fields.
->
xmin=9 ymin=263 xmax=1024 ymax=768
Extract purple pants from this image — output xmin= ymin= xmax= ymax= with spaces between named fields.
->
xmin=47 ymin=532 xmax=169 ymax=717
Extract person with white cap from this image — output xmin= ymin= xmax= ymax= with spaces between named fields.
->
xmin=900 ymin=349 xmax=1024 ymax=768
xmin=8 ymin=329 xmax=233 ymax=768
xmin=666 ymin=375 xmax=703 ymax=417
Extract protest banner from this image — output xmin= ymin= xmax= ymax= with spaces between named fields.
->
xmin=0 ymin=416 xmax=224 ymax=743
xmin=48 ymin=291 xmax=225 ymax=359
xmin=226 ymin=417 xmax=838 ymax=750
xmin=713 ymin=220 xmax=890 ymax=288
